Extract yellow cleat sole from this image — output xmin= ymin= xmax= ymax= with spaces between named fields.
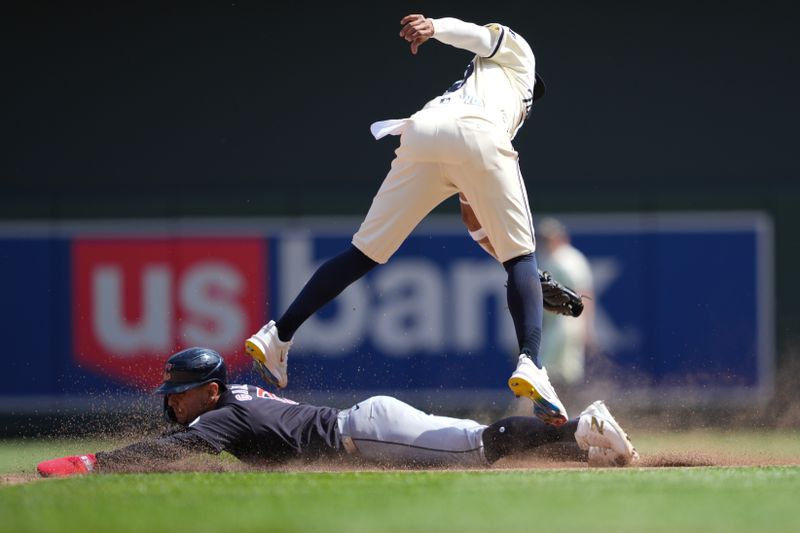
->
xmin=509 ymin=376 xmax=567 ymax=426
xmin=244 ymin=339 xmax=267 ymax=365
xmin=508 ymin=377 xmax=543 ymax=402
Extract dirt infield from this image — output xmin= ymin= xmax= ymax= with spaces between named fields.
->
xmin=1 ymin=474 xmax=38 ymax=485
xmin=499 ymin=451 xmax=800 ymax=469
xmin=5 ymin=449 xmax=798 ymax=486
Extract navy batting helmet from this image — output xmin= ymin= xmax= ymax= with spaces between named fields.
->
xmin=157 ymin=347 xmax=227 ymax=423
xmin=155 ymin=347 xmax=227 ymax=395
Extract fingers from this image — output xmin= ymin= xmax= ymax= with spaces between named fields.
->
xmin=410 ymin=35 xmax=430 ymax=55
xmin=399 ymin=14 xmax=423 ymax=26
xmin=399 ymin=14 xmax=432 ymax=42
xmin=400 ymin=14 xmax=432 ymax=55
xmin=400 ymin=20 xmax=423 ymax=40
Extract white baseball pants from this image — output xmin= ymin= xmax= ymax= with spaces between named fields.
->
xmin=336 ymin=395 xmax=488 ymax=467
xmin=352 ymin=104 xmax=536 ymax=264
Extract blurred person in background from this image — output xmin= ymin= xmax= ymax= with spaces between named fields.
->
xmin=536 ymin=217 xmax=595 ymax=392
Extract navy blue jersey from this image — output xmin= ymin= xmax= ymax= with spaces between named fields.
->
xmin=186 ymin=384 xmax=343 ymax=464
xmin=96 ymin=384 xmax=343 ymax=470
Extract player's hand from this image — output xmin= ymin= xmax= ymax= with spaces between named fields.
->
xmin=539 ymin=270 xmax=585 ymax=317
xmin=400 ymin=14 xmax=434 ymax=55
xmin=37 ymin=454 xmax=97 ymax=477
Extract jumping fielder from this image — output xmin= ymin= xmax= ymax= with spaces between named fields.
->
xmin=246 ymin=14 xmax=568 ymax=425
xmin=37 ymin=348 xmax=638 ymax=477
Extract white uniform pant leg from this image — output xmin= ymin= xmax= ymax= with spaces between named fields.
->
xmin=351 ymin=158 xmax=454 ymax=264
xmin=337 ymin=396 xmax=488 ymax=467
xmin=448 ymin=116 xmax=536 ymax=263
xmin=352 ymin=110 xmax=461 ymax=264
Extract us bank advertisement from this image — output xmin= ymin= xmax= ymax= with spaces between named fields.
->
xmin=0 ymin=212 xmax=773 ymax=410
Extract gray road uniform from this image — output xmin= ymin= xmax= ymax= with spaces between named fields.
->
xmin=96 ymin=386 xmax=490 ymax=468
xmin=93 ymin=385 xmax=585 ymax=470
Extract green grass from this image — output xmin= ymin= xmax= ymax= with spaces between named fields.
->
xmin=1 ymin=468 xmax=799 ymax=533
xmin=0 ymin=438 xmax=126 ymax=475
xmin=2 ymin=432 xmax=799 ymax=533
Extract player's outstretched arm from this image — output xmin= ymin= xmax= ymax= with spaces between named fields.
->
xmin=400 ymin=14 xmax=495 ymax=57
xmin=37 ymin=431 xmax=216 ymax=477
xmin=36 ymin=453 xmax=98 ymax=477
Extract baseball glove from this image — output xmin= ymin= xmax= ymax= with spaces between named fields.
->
xmin=539 ymin=269 xmax=584 ymax=317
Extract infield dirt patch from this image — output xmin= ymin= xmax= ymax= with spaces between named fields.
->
xmin=6 ymin=448 xmax=797 ymax=485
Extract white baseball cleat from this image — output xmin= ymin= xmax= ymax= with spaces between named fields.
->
xmin=244 ymin=320 xmax=292 ymax=388
xmin=587 ymin=447 xmax=639 ymax=467
xmin=576 ymin=401 xmax=639 ymax=466
xmin=508 ymin=354 xmax=568 ymax=426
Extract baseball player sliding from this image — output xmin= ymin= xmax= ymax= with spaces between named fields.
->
xmin=37 ymin=348 xmax=637 ymax=477
xmin=246 ymin=14 xmax=568 ymax=425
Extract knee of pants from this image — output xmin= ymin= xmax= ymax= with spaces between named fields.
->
xmin=347 ymin=396 xmax=396 ymax=422
xmin=357 ymin=395 xmax=405 ymax=417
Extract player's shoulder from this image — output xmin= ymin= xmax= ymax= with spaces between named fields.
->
xmin=483 ymin=23 xmax=529 ymax=44
xmin=482 ymin=23 xmax=534 ymax=61
xmin=555 ymin=246 xmax=593 ymax=282
xmin=225 ymin=383 xmax=300 ymax=406
xmin=225 ymin=383 xmax=257 ymax=402
xmin=561 ymin=244 xmax=591 ymax=264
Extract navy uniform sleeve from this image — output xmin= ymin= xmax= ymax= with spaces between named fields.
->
xmin=95 ymin=430 xmax=217 ymax=472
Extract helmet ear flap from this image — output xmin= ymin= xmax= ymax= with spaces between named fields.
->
xmin=163 ymin=396 xmax=178 ymax=423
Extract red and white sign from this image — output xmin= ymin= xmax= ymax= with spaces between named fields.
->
xmin=73 ymin=238 xmax=267 ymax=388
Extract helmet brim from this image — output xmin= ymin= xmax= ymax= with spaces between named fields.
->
xmin=155 ymin=378 xmax=225 ymax=395
xmin=154 ymin=381 xmax=204 ymax=395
